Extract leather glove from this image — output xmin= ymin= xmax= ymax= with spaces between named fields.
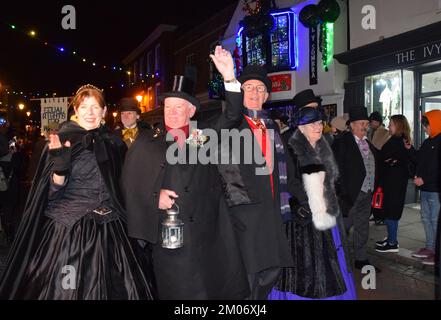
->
xmin=293 ymin=203 xmax=312 ymax=226
xmin=48 ymin=145 xmax=71 ymax=175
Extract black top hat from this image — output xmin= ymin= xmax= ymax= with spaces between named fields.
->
xmin=238 ymin=65 xmax=272 ymax=92
xmin=160 ymin=75 xmax=200 ymax=109
xmin=270 ymin=109 xmax=289 ymax=124
xmin=294 ymin=107 xmax=323 ymax=126
xmin=369 ymin=111 xmax=383 ymax=123
xmin=292 ymin=89 xmax=321 ymax=108
xmin=118 ymin=97 xmax=140 ymax=113
xmin=349 ymin=106 xmax=369 ymax=122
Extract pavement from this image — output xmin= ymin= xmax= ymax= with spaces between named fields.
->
xmin=354 ymin=203 xmax=439 ymax=299
xmin=0 ymin=204 xmax=439 ymax=300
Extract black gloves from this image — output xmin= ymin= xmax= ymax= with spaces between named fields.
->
xmin=48 ymin=145 xmax=71 ymax=176
xmin=290 ymin=200 xmax=312 ymax=226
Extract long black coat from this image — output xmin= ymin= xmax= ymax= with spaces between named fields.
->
xmin=378 ymin=136 xmax=412 ymax=220
xmin=216 ymin=93 xmax=299 ymax=275
xmin=332 ymin=131 xmax=378 ymax=216
xmin=121 ymin=93 xmax=249 ymax=300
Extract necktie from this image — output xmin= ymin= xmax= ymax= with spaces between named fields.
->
xmin=358 ymin=138 xmax=370 ymax=158
xmin=122 ymin=127 xmax=138 ymax=143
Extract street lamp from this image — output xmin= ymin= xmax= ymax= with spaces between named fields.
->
xmin=26 ymin=111 xmax=31 ymax=117
xmin=112 ymin=112 xmax=118 ymax=118
xmin=136 ymin=95 xmax=143 ymax=103
xmin=18 ymin=103 xmax=25 ymax=110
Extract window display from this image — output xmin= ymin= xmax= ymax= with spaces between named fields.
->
xmin=365 ymin=70 xmax=402 ymax=127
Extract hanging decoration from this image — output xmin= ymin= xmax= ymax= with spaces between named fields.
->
xmin=242 ymin=0 xmax=276 ymax=37
xmin=243 ymin=0 xmax=262 ymax=16
xmin=1 ymin=21 xmax=129 ymax=76
xmin=299 ymin=0 xmax=340 ymax=78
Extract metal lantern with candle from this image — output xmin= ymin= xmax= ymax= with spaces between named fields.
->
xmin=161 ymin=204 xmax=184 ymax=249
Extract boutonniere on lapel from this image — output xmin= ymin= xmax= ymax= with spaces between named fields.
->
xmin=186 ymin=129 xmax=207 ymax=147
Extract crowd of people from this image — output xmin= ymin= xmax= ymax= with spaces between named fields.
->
xmin=0 ymin=45 xmax=439 ymax=300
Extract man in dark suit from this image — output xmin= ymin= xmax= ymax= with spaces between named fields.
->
xmin=333 ymin=106 xmax=381 ymax=272
xmin=114 ymin=97 xmax=151 ymax=148
xmin=121 ymin=46 xmax=249 ymax=300
xmin=213 ymin=63 xmax=308 ymax=300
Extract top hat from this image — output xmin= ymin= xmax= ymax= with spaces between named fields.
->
xmin=349 ymin=106 xmax=369 ymax=122
xmin=118 ymin=97 xmax=140 ymax=113
xmin=270 ymin=109 xmax=289 ymax=124
xmin=238 ymin=65 xmax=272 ymax=92
xmin=160 ymin=75 xmax=200 ymax=109
xmin=294 ymin=107 xmax=323 ymax=126
xmin=369 ymin=111 xmax=383 ymax=123
xmin=292 ymin=89 xmax=321 ymax=109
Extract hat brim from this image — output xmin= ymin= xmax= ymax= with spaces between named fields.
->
xmin=238 ymin=74 xmax=272 ymax=93
xmin=160 ymin=92 xmax=200 ymax=110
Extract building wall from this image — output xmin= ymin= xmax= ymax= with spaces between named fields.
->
xmin=172 ymin=3 xmax=237 ymax=98
xmin=349 ymin=0 xmax=441 ymax=49
xmin=222 ymin=0 xmax=348 ymax=115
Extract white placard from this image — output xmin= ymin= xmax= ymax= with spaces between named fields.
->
xmin=40 ymin=97 xmax=69 ymax=136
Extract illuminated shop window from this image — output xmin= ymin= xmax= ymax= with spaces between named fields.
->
xmin=246 ymin=34 xmax=266 ymax=65
xmin=365 ymin=70 xmax=402 ymax=127
xmin=239 ymin=10 xmax=297 ymax=71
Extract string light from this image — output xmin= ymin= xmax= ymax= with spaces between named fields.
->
xmin=1 ymin=21 xmax=127 ymax=77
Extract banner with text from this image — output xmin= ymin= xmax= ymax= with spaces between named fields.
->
xmin=40 ymin=97 xmax=69 ymax=136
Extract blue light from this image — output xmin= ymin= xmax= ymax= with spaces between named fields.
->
xmin=270 ymin=10 xmax=297 ymax=70
xmin=59 ymin=47 xmax=65 ymax=52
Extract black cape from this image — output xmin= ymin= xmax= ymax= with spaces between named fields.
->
xmin=0 ymin=122 xmax=154 ymax=299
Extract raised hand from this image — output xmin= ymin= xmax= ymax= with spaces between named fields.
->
xmin=209 ymin=45 xmax=235 ymax=81
xmin=48 ymin=133 xmax=71 ymax=177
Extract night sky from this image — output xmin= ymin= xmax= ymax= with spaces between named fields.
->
xmin=0 ymin=0 xmax=238 ymax=102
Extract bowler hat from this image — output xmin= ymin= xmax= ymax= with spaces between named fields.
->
xmin=118 ymin=97 xmax=140 ymax=113
xmin=292 ymin=89 xmax=321 ymax=109
xmin=238 ymin=65 xmax=272 ymax=92
xmin=160 ymin=75 xmax=200 ymax=109
xmin=349 ymin=106 xmax=369 ymax=122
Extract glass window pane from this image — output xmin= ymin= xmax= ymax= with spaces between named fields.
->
xmin=364 ymin=70 xmax=402 ymax=127
xmin=403 ymin=70 xmax=415 ymax=143
xmin=422 ymin=71 xmax=441 ymax=93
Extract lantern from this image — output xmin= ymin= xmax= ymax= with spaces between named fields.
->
xmin=161 ymin=204 xmax=184 ymax=249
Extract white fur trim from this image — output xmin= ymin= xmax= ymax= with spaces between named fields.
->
xmin=302 ymin=171 xmax=336 ymax=231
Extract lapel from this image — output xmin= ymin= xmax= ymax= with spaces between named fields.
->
xmin=347 ymin=133 xmax=366 ymax=172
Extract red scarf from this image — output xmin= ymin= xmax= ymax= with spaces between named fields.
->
xmin=165 ymin=124 xmax=190 ymax=148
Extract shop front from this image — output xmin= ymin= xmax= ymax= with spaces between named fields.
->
xmin=335 ymin=21 xmax=441 ymax=147
xmin=220 ymin=0 xmax=348 ymax=126
xmin=335 ymin=21 xmax=441 ymax=203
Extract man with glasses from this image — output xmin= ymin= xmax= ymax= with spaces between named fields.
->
xmin=210 ymin=63 xmax=306 ymax=300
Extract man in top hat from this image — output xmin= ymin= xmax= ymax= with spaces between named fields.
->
xmin=121 ymin=46 xmax=249 ymax=300
xmin=211 ymin=60 xmax=308 ymax=299
xmin=368 ymin=111 xmax=390 ymax=150
xmin=332 ymin=106 xmax=381 ymax=272
xmin=292 ymin=89 xmax=321 ymax=109
xmin=114 ymin=97 xmax=151 ymax=148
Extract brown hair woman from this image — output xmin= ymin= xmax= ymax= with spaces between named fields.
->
xmin=0 ymin=85 xmax=155 ymax=299
xmin=375 ymin=114 xmax=414 ymax=253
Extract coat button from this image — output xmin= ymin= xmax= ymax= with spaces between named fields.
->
xmin=184 ymin=186 xmax=190 ymax=192
xmin=189 ymin=216 xmax=194 ymax=222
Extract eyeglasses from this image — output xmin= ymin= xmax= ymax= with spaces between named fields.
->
xmin=242 ymin=84 xmax=267 ymax=93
